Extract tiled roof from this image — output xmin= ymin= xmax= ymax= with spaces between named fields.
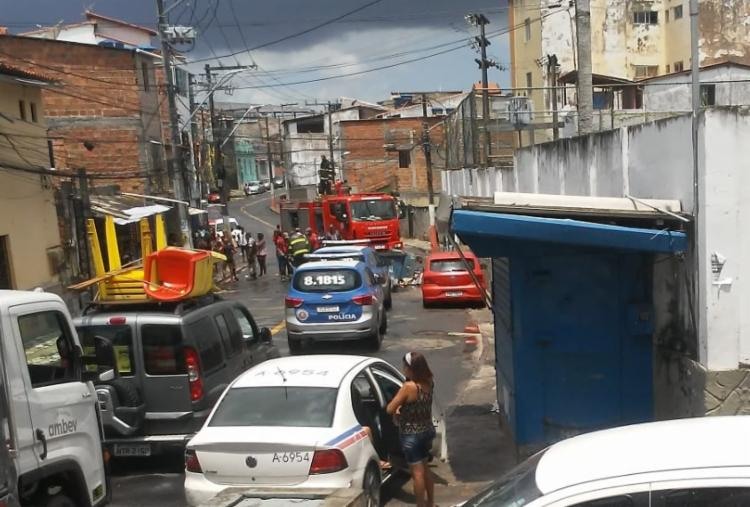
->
xmin=0 ymin=61 xmax=55 ymax=83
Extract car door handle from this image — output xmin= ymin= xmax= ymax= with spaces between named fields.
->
xmin=82 ymin=391 xmax=92 ymax=399
xmin=35 ymin=429 xmax=47 ymax=460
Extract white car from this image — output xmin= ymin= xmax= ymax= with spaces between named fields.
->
xmin=184 ymin=355 xmax=445 ymax=506
xmin=463 ymin=415 xmax=750 ymax=506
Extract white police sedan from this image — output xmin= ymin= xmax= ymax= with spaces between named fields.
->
xmin=184 ymin=355 xmax=445 ymax=506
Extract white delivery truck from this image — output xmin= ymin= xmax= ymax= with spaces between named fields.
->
xmin=0 ymin=290 xmax=110 ymax=506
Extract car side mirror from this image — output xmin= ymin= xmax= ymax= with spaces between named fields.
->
xmin=98 ymin=369 xmax=116 ymax=382
xmin=398 ymin=206 xmax=407 ymax=220
xmin=374 ymin=273 xmax=384 ymax=283
xmin=259 ymin=327 xmax=272 ymax=343
xmin=94 ymin=335 xmax=117 ymax=374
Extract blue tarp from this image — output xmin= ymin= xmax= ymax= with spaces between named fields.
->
xmin=452 ymin=210 xmax=688 ymax=256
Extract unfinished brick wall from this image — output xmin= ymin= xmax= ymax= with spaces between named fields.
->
xmin=340 ymin=117 xmax=444 ymax=200
xmin=0 ymin=35 xmax=164 ymax=191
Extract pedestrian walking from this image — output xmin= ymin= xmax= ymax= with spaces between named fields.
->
xmin=237 ymin=227 xmax=249 ymax=263
xmin=222 ymin=237 xmax=239 ymax=282
xmin=387 ymin=352 xmax=436 ymax=507
xmin=256 ymin=232 xmax=267 ymax=276
xmin=275 ymin=231 xmax=289 ymax=280
xmin=246 ymin=232 xmax=257 ymax=279
xmin=288 ymin=228 xmax=311 ymax=268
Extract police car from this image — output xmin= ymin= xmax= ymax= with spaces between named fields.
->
xmin=306 ymin=245 xmax=393 ymax=310
xmin=183 ymin=355 xmax=445 ymax=506
xmin=285 ymin=260 xmax=387 ymax=353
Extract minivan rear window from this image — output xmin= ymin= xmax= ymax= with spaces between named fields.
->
xmin=77 ymin=325 xmax=135 ymax=376
xmin=141 ymin=324 xmax=186 ymax=376
xmin=431 ymin=259 xmax=475 ymax=272
xmin=209 ymin=387 xmax=337 ymax=427
xmin=293 ymin=269 xmax=361 ymax=293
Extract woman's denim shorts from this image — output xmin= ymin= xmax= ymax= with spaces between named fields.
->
xmin=400 ymin=429 xmax=435 ymax=465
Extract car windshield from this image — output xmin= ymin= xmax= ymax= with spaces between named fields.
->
xmin=350 ymin=199 xmax=397 ymax=221
xmin=431 ymin=259 xmax=475 ymax=272
xmin=293 ymin=269 xmax=361 ymax=292
xmin=209 ymin=387 xmax=338 ymax=427
xmin=463 ymin=451 xmax=544 ymax=506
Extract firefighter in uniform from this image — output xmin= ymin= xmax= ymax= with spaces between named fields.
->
xmin=288 ymin=228 xmax=311 ymax=268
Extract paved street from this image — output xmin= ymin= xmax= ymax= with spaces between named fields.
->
xmin=109 ymin=194 xmax=482 ymax=506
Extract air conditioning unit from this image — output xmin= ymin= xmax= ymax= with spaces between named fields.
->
xmin=506 ymin=96 xmax=534 ymax=125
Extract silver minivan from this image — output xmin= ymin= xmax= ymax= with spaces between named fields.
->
xmin=75 ymin=296 xmax=279 ymax=458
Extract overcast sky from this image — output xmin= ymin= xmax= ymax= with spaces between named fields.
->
xmin=2 ymin=0 xmax=510 ymax=105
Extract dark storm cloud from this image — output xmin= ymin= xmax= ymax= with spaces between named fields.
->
xmin=2 ymin=0 xmax=504 ymax=50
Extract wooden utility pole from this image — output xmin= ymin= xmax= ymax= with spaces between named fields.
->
xmin=264 ymin=115 xmax=275 ymax=203
xmin=548 ymin=54 xmax=560 ymax=140
xmin=575 ymin=0 xmax=594 ymax=135
xmin=326 ymin=102 xmax=336 ymax=180
xmin=156 ymin=0 xmax=190 ymax=245
xmin=421 ymin=93 xmax=435 ymax=205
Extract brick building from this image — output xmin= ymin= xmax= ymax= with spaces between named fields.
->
xmin=0 ymin=35 xmax=165 ymax=192
xmin=339 ymin=117 xmax=444 ymax=204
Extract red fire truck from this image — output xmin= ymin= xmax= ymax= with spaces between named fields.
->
xmin=279 ymin=189 xmax=404 ymax=251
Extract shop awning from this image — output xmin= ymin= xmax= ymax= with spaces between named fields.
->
xmin=451 ymin=210 xmax=687 ymax=256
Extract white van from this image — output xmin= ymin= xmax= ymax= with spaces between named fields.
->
xmin=0 ymin=290 xmax=109 ymax=506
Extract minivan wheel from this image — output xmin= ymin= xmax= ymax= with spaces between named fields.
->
xmin=367 ymin=323 xmax=382 ymax=352
xmin=363 ymin=464 xmax=381 ymax=507
xmin=288 ymin=338 xmax=303 ymax=354
xmin=379 ymin=310 xmax=388 ymax=335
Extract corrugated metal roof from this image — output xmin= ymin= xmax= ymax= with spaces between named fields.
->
xmin=89 ymin=194 xmax=171 ymax=224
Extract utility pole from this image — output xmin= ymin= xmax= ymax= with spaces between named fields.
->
xmin=468 ymin=13 xmax=500 ymax=167
xmin=690 ymin=0 xmax=704 ymax=361
xmin=264 ymin=115 xmax=275 ymax=204
xmin=547 ymin=54 xmax=560 ymax=140
xmin=204 ymin=64 xmax=247 ymax=236
xmin=575 ymin=0 xmax=594 ymax=135
xmin=327 ymin=102 xmax=336 ymax=180
xmin=188 ymin=73 xmax=200 ymax=206
xmin=156 ymin=0 xmax=191 ymax=246
xmin=421 ymin=94 xmax=435 ymax=205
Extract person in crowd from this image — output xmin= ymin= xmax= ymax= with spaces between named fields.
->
xmin=387 ymin=352 xmax=436 ymax=507
xmin=325 ymin=224 xmax=342 ymax=241
xmin=235 ymin=226 xmax=248 ymax=263
xmin=305 ymin=227 xmax=320 ymax=251
xmin=256 ymin=232 xmax=267 ymax=277
xmin=275 ymin=231 xmax=289 ymax=280
xmin=288 ymin=228 xmax=311 ymax=268
xmin=246 ymin=231 xmax=257 ymax=279
xmin=221 ymin=236 xmax=239 ymax=282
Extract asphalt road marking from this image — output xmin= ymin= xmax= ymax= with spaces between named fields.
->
xmin=239 ymin=196 xmax=275 ymax=229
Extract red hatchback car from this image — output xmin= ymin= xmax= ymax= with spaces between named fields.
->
xmin=421 ymin=250 xmax=486 ymax=307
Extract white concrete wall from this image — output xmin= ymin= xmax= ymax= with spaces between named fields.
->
xmin=644 ymin=66 xmax=750 ymax=112
xmin=96 ymin=21 xmax=153 ymax=47
xmin=441 ymin=167 xmax=514 ymax=198
xmin=700 ymin=108 xmax=750 ymax=370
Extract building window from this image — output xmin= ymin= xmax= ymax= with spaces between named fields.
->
xmin=524 ymin=18 xmax=531 ymax=41
xmin=398 ymin=150 xmax=411 ymax=168
xmin=633 ymin=10 xmax=658 ymax=25
xmin=674 ymin=5 xmax=683 ymax=19
xmin=674 ymin=61 xmax=684 ymax=72
xmin=700 ymin=84 xmax=716 ymax=106
xmin=633 ymin=65 xmax=659 ymax=78
xmin=141 ymin=62 xmax=150 ymax=91
xmin=30 ymin=102 xmax=38 ymax=123
xmin=296 ymin=117 xmax=325 ymax=134
xmin=526 ymin=72 xmax=533 ymax=96
xmin=666 ymin=64 xmax=670 ymax=73
xmin=18 ymin=100 xmax=26 ymax=121
xmin=431 ymin=108 xmax=444 ymax=115
xmin=665 ymin=9 xmax=670 ymax=22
